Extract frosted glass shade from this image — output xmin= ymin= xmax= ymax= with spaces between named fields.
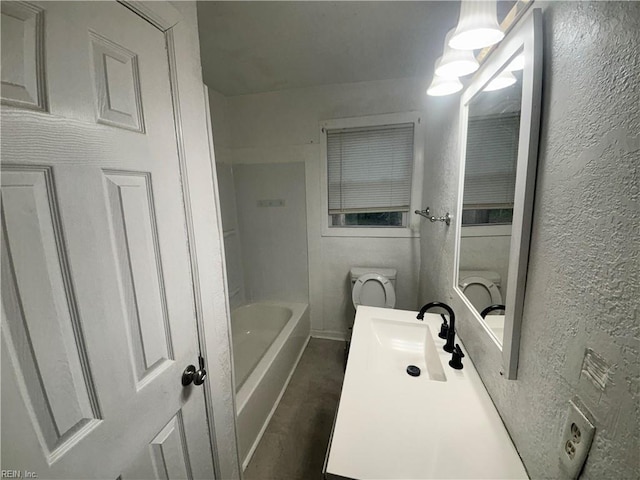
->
xmin=435 ymin=30 xmax=479 ymax=77
xmin=427 ymin=75 xmax=463 ymax=97
xmin=507 ymin=53 xmax=525 ymax=71
xmin=484 ymin=70 xmax=517 ymax=91
xmin=450 ymin=0 xmax=504 ymax=50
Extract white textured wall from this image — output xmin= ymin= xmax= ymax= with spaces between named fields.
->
xmin=419 ymin=3 xmax=639 ymax=479
xmin=226 ymin=78 xmax=427 ymax=338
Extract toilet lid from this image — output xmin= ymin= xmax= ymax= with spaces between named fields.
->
xmin=460 ymin=276 xmax=503 ymax=304
xmin=352 ymin=273 xmax=396 ymax=308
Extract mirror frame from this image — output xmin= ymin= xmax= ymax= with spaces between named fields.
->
xmin=453 ymin=8 xmax=543 ymax=380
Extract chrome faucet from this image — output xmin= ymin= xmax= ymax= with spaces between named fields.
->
xmin=417 ymin=301 xmax=456 ymax=353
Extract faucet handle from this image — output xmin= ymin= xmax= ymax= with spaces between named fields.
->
xmin=448 ymin=344 xmax=465 ymax=370
xmin=438 ymin=314 xmax=449 ymax=339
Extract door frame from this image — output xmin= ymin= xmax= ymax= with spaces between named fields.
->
xmin=118 ymin=2 xmax=241 ymax=478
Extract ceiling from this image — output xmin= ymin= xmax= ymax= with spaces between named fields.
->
xmin=196 ymin=1 xmax=462 ymax=96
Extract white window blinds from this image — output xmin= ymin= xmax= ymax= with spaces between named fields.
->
xmin=327 ymin=123 xmax=414 ymax=214
xmin=463 ymin=113 xmax=520 ymax=207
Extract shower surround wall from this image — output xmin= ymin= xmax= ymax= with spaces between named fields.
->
xmin=419 ymin=3 xmax=639 ymax=479
xmin=233 ymin=163 xmax=308 ymax=304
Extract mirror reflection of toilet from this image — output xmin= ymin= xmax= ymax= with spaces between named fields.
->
xmin=350 ymin=267 xmax=397 ymax=309
xmin=459 ymin=270 xmax=503 ymax=313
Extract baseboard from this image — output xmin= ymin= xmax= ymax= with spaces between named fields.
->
xmin=242 ymin=334 xmax=311 ymax=471
xmin=311 ymin=329 xmax=347 ymax=341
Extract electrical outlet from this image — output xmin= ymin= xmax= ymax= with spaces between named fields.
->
xmin=559 ymin=401 xmax=595 ymax=479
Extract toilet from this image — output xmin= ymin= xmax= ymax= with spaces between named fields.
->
xmin=345 ymin=267 xmax=397 ymax=367
xmin=459 ymin=270 xmax=503 ymax=313
xmin=350 ymin=267 xmax=397 ymax=309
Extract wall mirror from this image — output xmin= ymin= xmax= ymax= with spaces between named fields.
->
xmin=453 ymin=9 xmax=542 ymax=379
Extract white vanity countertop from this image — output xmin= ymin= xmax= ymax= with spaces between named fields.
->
xmin=325 ymin=306 xmax=528 ymax=480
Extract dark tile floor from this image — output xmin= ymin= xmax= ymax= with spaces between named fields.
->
xmin=243 ymin=338 xmax=346 ymax=480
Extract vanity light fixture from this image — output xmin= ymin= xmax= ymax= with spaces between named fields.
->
xmin=449 ymin=0 xmax=504 ymax=51
xmin=484 ymin=70 xmax=517 ymax=91
xmin=426 ymin=74 xmax=463 ymax=97
xmin=434 ymin=29 xmax=480 ymax=78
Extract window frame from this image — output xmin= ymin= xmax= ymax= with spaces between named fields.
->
xmin=319 ymin=112 xmax=424 ymax=238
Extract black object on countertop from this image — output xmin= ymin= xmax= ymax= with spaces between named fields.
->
xmin=406 ymin=365 xmax=421 ymax=377
xmin=438 ymin=314 xmax=449 ymax=339
xmin=448 ymin=344 xmax=465 ymax=370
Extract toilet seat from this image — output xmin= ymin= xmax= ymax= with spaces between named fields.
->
xmin=352 ymin=273 xmax=396 ymax=308
xmin=460 ymin=276 xmax=503 ymax=304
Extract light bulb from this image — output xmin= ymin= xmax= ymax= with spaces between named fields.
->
xmin=427 ymin=75 xmax=463 ymax=97
xmin=507 ymin=53 xmax=525 ymax=71
xmin=449 ymin=0 xmax=504 ymax=50
xmin=484 ymin=70 xmax=517 ymax=91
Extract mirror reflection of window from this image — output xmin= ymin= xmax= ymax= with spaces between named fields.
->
xmin=462 ymin=112 xmax=520 ymax=225
xmin=463 ymin=68 xmax=523 ymax=227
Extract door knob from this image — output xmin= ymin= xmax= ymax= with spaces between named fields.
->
xmin=182 ymin=356 xmax=207 ymax=386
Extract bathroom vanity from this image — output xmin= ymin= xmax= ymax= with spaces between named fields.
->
xmin=324 ymin=306 xmax=527 ymax=479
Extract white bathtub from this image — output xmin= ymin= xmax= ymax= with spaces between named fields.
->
xmin=232 ymin=302 xmax=310 ymax=469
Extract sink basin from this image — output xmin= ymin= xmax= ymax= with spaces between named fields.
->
xmin=367 ymin=317 xmax=446 ymax=381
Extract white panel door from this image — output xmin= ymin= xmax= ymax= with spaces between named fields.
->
xmin=1 ymin=2 xmax=216 ymax=479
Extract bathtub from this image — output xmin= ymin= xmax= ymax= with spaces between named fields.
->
xmin=232 ymin=302 xmax=310 ymax=469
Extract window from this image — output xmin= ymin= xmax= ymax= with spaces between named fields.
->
xmin=462 ymin=112 xmax=520 ymax=226
xmin=330 ymin=211 xmax=405 ymax=227
xmin=325 ymin=121 xmax=415 ymax=231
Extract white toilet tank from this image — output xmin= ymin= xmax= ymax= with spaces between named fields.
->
xmin=350 ymin=267 xmax=397 ymax=309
